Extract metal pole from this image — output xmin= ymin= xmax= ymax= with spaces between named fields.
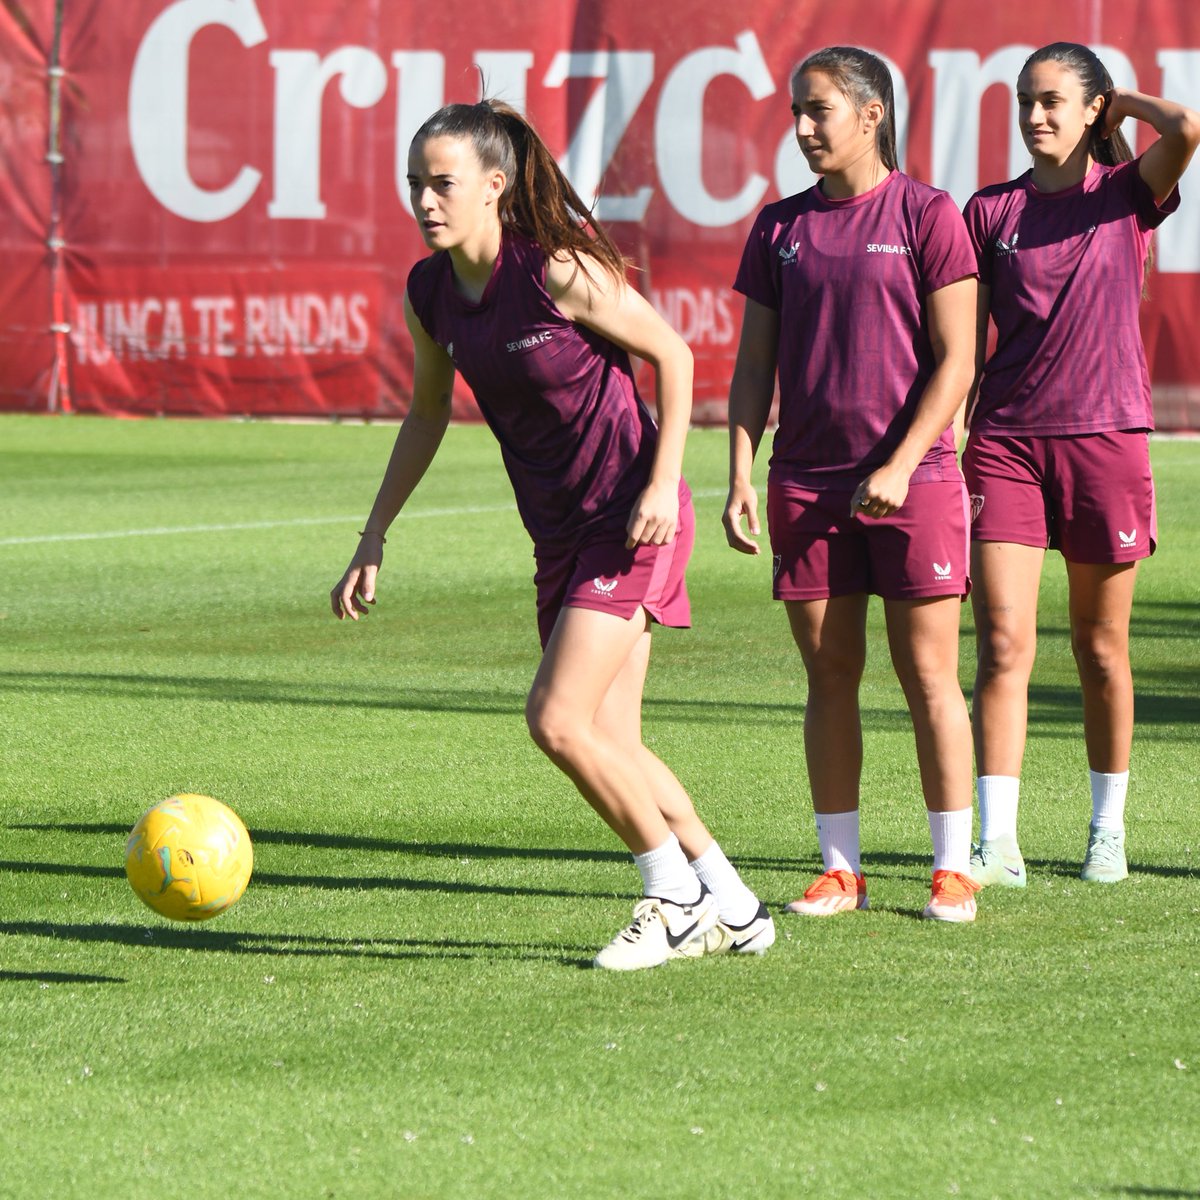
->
xmin=45 ymin=0 xmax=70 ymax=413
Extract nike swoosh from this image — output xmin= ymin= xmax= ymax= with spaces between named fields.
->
xmin=664 ymin=916 xmax=702 ymax=950
xmin=1005 ymin=866 xmax=1021 ymax=876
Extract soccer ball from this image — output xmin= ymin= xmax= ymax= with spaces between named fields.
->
xmin=125 ymin=794 xmax=253 ymax=921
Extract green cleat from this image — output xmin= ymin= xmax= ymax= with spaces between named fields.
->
xmin=1080 ymin=826 xmax=1128 ymax=883
xmin=969 ymin=837 xmax=1027 ymax=888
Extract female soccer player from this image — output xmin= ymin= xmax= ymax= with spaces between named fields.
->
xmin=964 ymin=43 xmax=1199 ymax=887
xmin=724 ymin=47 xmax=980 ymax=921
xmin=331 ymin=100 xmax=773 ymax=969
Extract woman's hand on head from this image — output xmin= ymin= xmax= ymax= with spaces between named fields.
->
xmin=1099 ymin=88 xmax=1124 ymax=140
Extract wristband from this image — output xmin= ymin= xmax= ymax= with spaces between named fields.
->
xmin=358 ymin=529 xmax=387 ymax=543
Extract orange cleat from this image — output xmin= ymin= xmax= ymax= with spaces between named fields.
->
xmin=922 ymin=869 xmax=982 ymax=923
xmin=784 ymin=869 xmax=868 ymax=916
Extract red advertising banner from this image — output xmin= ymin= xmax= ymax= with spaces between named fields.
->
xmin=3 ymin=1 xmax=1200 ymax=425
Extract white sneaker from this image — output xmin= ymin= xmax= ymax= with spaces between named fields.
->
xmin=593 ymin=887 xmax=719 ymax=971
xmin=675 ymin=901 xmax=776 ymax=957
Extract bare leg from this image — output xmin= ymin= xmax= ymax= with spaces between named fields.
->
xmin=784 ymin=595 xmax=869 ymax=814
xmin=590 ymin=626 xmax=714 ymax=860
xmin=970 ymin=541 xmax=1045 ymax=777
xmin=526 ymin=605 xmax=707 ymax=855
xmin=884 ymin=596 xmax=973 ymax=812
xmin=1065 ymin=560 xmax=1138 ymax=773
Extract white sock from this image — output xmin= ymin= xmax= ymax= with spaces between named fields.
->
xmin=815 ymin=810 xmax=861 ymax=877
xmin=929 ymin=808 xmax=972 ymax=875
xmin=691 ymin=841 xmax=760 ymax=927
xmin=1090 ymin=770 xmax=1128 ymax=833
xmin=977 ymin=775 xmax=1020 ymax=843
xmin=633 ymin=833 xmax=701 ymax=905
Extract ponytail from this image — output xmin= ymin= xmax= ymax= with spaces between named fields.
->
xmin=411 ymin=100 xmax=627 ymax=284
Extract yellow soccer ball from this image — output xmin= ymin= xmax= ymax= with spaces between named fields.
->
xmin=125 ymin=794 xmax=253 ymax=921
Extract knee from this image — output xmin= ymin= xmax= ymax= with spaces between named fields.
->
xmin=802 ymin=647 xmax=865 ymax=696
xmin=894 ymin=654 xmax=964 ymax=715
xmin=525 ymin=693 xmax=580 ymax=760
xmin=1071 ymin=624 xmax=1129 ymax=683
xmin=976 ymin=620 xmax=1033 ymax=680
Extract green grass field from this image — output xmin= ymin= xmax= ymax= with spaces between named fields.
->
xmin=1 ymin=414 xmax=1197 ymax=1200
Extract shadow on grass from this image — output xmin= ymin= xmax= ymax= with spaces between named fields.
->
xmin=7 ymin=829 xmax=1198 ymax=882
xmin=0 ymin=857 xmax=629 ymax=902
xmin=0 ymin=921 xmax=589 ymax=964
xmin=4 ymin=669 xmax=1198 ymax=741
xmin=1106 ymin=1190 xmax=1200 ymax=1198
xmin=7 ymin=824 xmax=820 ymax=874
xmin=1013 ymin=599 xmax=1200 ymax=645
xmin=0 ymin=669 xmax=526 ymax=716
xmin=0 ymin=969 xmax=125 ymax=984
xmin=1128 ymin=597 xmax=1200 ymax=643
xmin=0 ymin=668 xmax=921 ymax=728
xmin=13 ymin=824 xmax=629 ymax=861
xmin=1026 ymin=683 xmax=1200 ymax=733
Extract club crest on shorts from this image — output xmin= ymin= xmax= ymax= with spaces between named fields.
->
xmin=969 ymin=494 xmax=985 ymax=523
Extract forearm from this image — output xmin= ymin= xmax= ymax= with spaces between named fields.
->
xmin=1110 ymin=88 xmax=1200 ymax=143
xmin=361 ymin=405 xmax=451 ymax=534
xmin=959 ymin=365 xmax=984 ymax=446
xmin=647 ymin=353 xmax=693 ymax=487
xmin=885 ymin=359 xmax=974 ymax=477
xmin=962 ymin=283 xmax=991 ymax=441
xmin=728 ymin=365 xmax=774 ymax=485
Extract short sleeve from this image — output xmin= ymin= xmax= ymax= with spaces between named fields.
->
xmin=915 ymin=190 xmax=978 ymax=295
xmin=1120 ymin=156 xmax=1181 ymax=230
xmin=732 ymin=209 xmax=781 ymax=311
xmin=406 ymin=256 xmax=436 ymax=329
xmin=962 ymin=193 xmax=995 ymax=287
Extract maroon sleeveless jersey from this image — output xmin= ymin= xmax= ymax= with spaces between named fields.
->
xmin=406 ymin=231 xmax=661 ymax=550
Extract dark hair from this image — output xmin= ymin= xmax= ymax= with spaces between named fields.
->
xmin=1022 ymin=42 xmax=1133 ymax=166
xmin=411 ymin=99 xmax=627 ymax=283
xmin=791 ymin=46 xmax=899 ymax=171
xmin=1022 ymin=43 xmax=1152 ymax=286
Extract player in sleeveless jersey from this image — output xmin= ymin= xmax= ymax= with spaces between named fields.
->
xmin=331 ymin=100 xmax=773 ymax=968
xmin=963 ymin=43 xmax=1200 ymax=887
xmin=724 ymin=47 xmax=982 ymax=922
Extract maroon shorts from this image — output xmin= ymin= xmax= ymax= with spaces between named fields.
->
xmin=766 ymin=479 xmax=970 ymax=601
xmin=533 ymin=492 xmax=694 ymax=649
xmin=963 ymin=431 xmax=1156 ymax=563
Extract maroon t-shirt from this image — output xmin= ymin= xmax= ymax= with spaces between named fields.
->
xmin=734 ymin=170 xmax=977 ymax=486
xmin=964 ymin=158 xmax=1179 ymax=435
xmin=406 ymin=231 xmax=660 ymax=551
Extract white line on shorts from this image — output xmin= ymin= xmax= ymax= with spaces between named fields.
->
xmin=0 ymin=490 xmax=728 ymax=548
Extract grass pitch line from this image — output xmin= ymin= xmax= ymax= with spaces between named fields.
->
xmin=0 ymin=491 xmax=729 ymax=547
xmin=0 ymin=506 xmax=515 ymax=546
